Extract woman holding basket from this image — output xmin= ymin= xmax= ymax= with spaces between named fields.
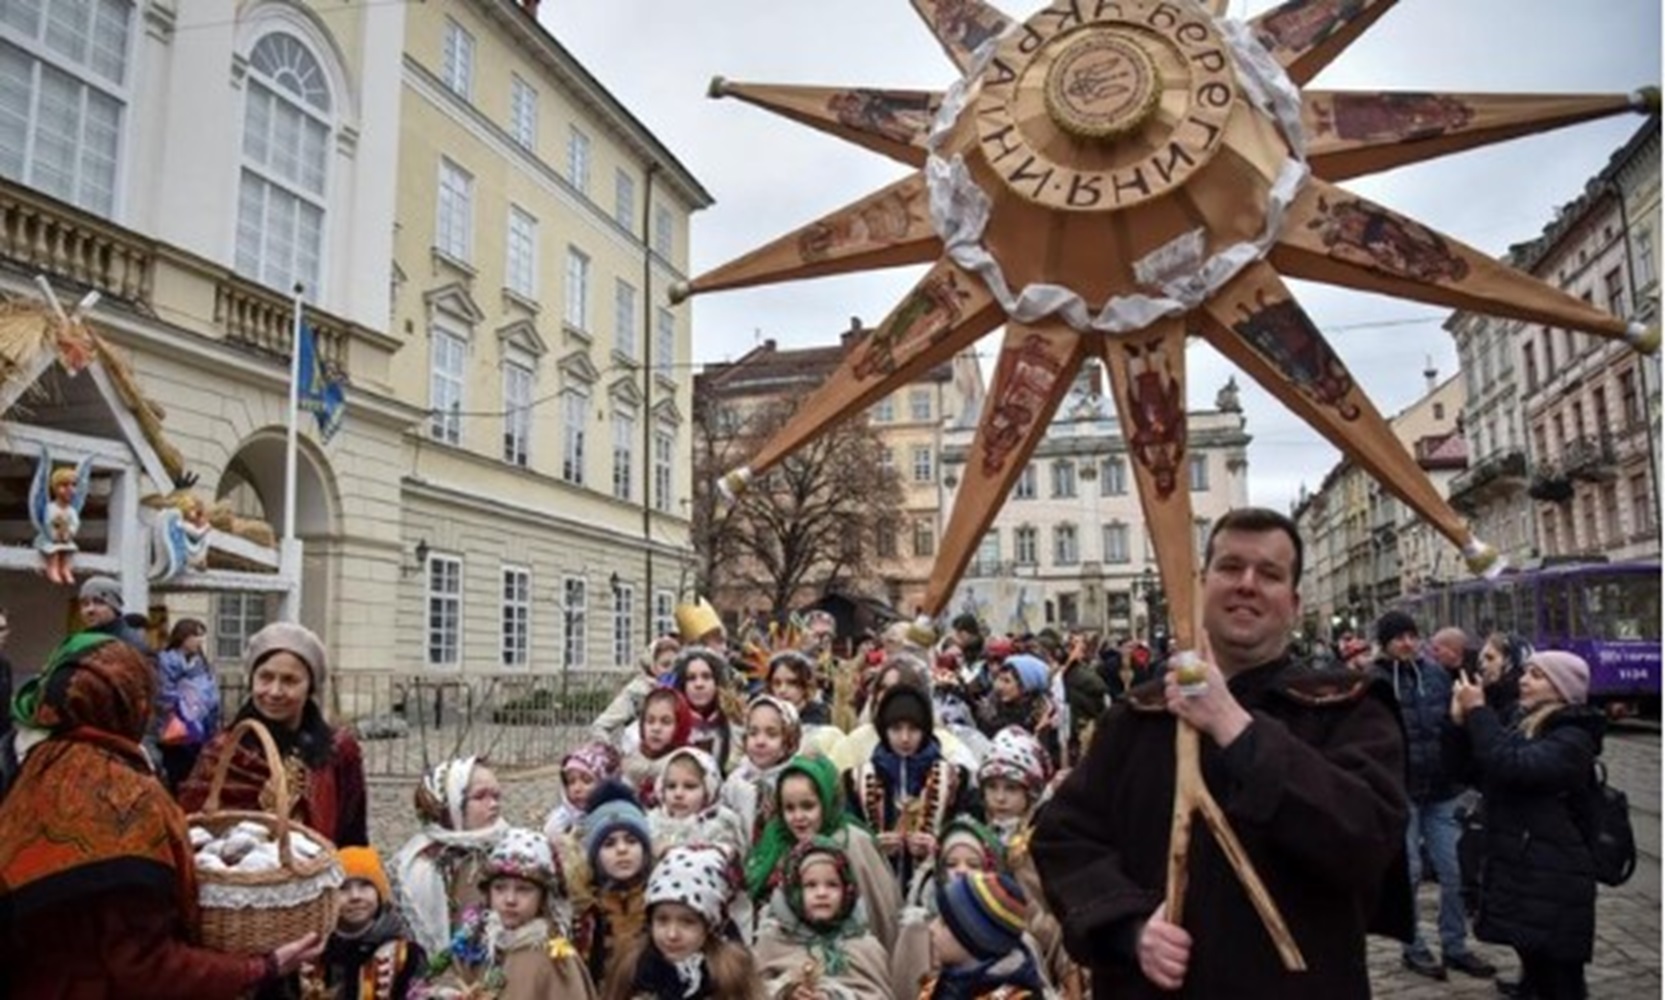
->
xmin=0 ymin=633 xmax=322 ymax=996
xmin=179 ymin=622 xmax=368 ymax=848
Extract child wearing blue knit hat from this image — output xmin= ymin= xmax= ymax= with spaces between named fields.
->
xmin=919 ymin=870 xmax=1046 ymax=999
xmin=570 ymin=781 xmax=653 ymax=987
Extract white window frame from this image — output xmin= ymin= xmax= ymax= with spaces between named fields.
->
xmin=506 ymin=205 xmax=537 ymax=298
xmin=1014 ymin=463 xmax=1036 ymax=500
xmin=1103 ymin=522 xmax=1129 ymax=563
xmin=1188 ymin=453 xmax=1209 ymax=492
xmin=975 ymin=531 xmax=1000 ymax=571
xmin=871 ymin=396 xmax=894 ymax=422
xmin=912 ymin=518 xmax=936 ymax=557
xmin=654 ymin=307 xmax=675 ymax=377
xmin=562 ymin=576 xmax=588 ymax=668
xmin=501 ymin=565 xmax=531 ymax=668
xmin=612 ymin=582 xmax=635 ymax=667
xmin=566 ymin=125 xmax=590 ymax=192
xmin=1054 ymin=523 xmax=1079 ymax=566
xmin=503 ymin=360 xmax=532 ymax=466
xmin=911 ymin=445 xmax=934 ymax=483
xmin=436 ymin=158 xmax=473 ymax=262
xmin=1051 ymin=459 xmax=1077 ymax=498
xmin=653 ymin=427 xmax=674 ymax=512
xmin=564 ymin=246 xmax=590 ymax=331
xmin=426 ymin=553 xmax=462 ymax=667
xmin=213 ymin=591 xmax=268 ymax=662
xmin=429 ymin=326 xmax=466 ymax=444
xmin=614 ymin=279 xmax=637 ymax=360
xmin=236 ymin=32 xmax=332 ymax=299
xmin=0 ymin=0 xmax=134 ymax=218
xmin=1014 ymin=526 xmax=1038 ymax=566
xmin=653 ymin=589 xmax=676 ymax=640
xmin=508 ymin=73 xmax=536 ymax=148
xmin=909 ymin=388 xmax=931 ymax=422
xmin=615 ymin=168 xmax=635 ymax=229
xmin=1101 ymin=456 xmax=1127 ymax=495
xmin=562 ymin=388 xmax=588 ymax=485
xmin=612 ymin=406 xmax=636 ymax=501
xmin=441 ymin=18 xmax=473 ymax=98
xmin=653 ymin=204 xmax=674 ymax=257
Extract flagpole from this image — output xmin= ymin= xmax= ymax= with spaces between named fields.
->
xmin=282 ymin=283 xmax=304 ymax=621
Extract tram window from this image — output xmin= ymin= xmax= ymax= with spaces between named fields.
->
xmin=1491 ymin=583 xmax=1521 ymax=637
xmin=1585 ymin=574 xmax=1662 ymax=642
xmin=1541 ymin=579 xmax=1572 ymax=644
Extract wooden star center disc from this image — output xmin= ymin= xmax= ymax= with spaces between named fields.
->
xmin=972 ymin=0 xmax=1240 ymax=212
xmin=1043 ymin=30 xmax=1160 ymax=140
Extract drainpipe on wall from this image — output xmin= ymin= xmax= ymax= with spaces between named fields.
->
xmin=642 ymin=162 xmax=661 ymax=644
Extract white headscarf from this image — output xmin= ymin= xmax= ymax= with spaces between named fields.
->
xmin=392 ymin=756 xmax=511 ymax=955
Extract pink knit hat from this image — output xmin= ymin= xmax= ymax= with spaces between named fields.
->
xmin=1529 ymin=650 xmax=1590 ymax=706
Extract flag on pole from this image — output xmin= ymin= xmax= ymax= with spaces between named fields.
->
xmin=296 ymin=321 xmax=346 ymax=442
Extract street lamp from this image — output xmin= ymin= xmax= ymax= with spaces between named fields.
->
xmin=1136 ymin=567 xmax=1167 ymax=647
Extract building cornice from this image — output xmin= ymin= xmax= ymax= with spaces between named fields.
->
xmin=475 ymin=0 xmax=713 ymax=211
xmin=402 ymin=473 xmax=691 ymax=554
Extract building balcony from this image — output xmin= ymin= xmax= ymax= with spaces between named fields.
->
xmin=1562 ymin=435 xmax=1619 ymax=483
xmin=1449 ymin=448 xmax=1529 ymax=508
xmin=1527 ymin=462 xmax=1575 ymax=503
xmin=0 ymin=177 xmax=375 ymax=377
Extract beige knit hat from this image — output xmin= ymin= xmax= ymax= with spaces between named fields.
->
xmin=245 ymin=621 xmax=328 ymax=698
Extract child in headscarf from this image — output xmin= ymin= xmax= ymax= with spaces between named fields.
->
xmin=669 ymin=646 xmax=742 ymax=771
xmin=598 ymin=845 xmax=761 ymax=1000
xmin=544 ymin=741 xmax=623 ymax=844
xmin=755 ymin=838 xmax=891 ymax=998
xmin=646 ymin=747 xmax=746 ymax=859
xmin=414 ymin=827 xmax=594 ymax=999
xmin=590 ymin=637 xmax=681 ymax=743
xmin=571 ymin=781 xmax=655 ymax=987
xmin=747 ymin=754 xmax=901 ymax=950
xmin=847 ymin=684 xmax=969 ymax=890
xmin=392 ymin=757 xmax=512 ymax=956
xmin=720 ymin=694 xmax=803 ymax=848
xmin=621 ymin=687 xmax=694 ymax=806
xmin=973 ymin=727 xmax=1052 ymax=848
xmin=974 ymin=654 xmax=1052 ymax=741
xmin=298 ymin=846 xmax=427 ymax=999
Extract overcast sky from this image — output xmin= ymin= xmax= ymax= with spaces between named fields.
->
xmin=543 ymin=0 xmax=1661 ymax=511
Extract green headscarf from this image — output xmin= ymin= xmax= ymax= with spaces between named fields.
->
xmin=11 ymin=632 xmax=117 ymax=728
xmin=769 ymin=836 xmax=868 ymax=976
xmin=743 ymin=753 xmax=868 ymax=900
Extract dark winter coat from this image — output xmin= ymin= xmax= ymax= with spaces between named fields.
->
xmin=1457 ymin=704 xmax=1605 ymax=962
xmin=1372 ymin=655 xmax=1462 ymax=804
xmin=1484 ymin=666 xmax=1524 ymax=718
xmin=1061 ymin=661 xmax=1109 ymax=750
xmin=1031 ymin=658 xmax=1411 ymax=999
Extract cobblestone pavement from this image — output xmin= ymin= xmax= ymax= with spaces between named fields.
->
xmin=369 ymin=729 xmax=1661 ymax=998
xmin=1368 ymin=727 xmax=1661 ymax=999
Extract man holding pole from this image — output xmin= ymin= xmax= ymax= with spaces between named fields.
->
xmin=1031 ymin=507 xmax=1411 ymax=998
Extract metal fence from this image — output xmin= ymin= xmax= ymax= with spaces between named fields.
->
xmin=217 ymin=669 xmax=633 ymax=778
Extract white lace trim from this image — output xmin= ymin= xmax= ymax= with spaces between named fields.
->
xmin=199 ymin=862 xmax=344 ymax=910
xmin=923 ymin=15 xmax=1309 ymax=336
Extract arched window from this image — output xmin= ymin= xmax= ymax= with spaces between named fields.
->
xmin=236 ymin=32 xmax=331 ymax=298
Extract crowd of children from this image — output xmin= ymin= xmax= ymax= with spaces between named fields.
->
xmin=289 ymin=611 xmax=1103 ymax=998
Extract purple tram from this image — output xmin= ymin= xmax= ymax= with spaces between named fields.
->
xmin=1397 ymin=559 xmax=1661 ymax=715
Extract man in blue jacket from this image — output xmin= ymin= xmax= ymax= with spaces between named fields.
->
xmin=1371 ymin=610 xmax=1494 ymax=982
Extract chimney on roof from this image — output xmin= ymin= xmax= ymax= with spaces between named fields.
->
xmin=841 ymin=315 xmax=866 ymax=347
xmin=1423 ymin=355 xmax=1437 ymax=394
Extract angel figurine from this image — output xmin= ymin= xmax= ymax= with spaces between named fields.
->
xmin=29 ymin=447 xmax=95 ymax=585
xmin=149 ymin=491 xmax=213 ymax=582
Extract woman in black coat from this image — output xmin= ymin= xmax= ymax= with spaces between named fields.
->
xmin=1451 ymin=650 xmax=1604 ymax=1000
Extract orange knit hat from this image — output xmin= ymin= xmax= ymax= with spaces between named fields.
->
xmin=337 ymin=846 xmax=391 ymax=903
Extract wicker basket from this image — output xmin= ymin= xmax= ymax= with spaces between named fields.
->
xmin=187 ymin=718 xmax=343 ymax=954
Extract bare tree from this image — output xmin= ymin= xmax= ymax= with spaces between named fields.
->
xmin=692 ymin=397 xmax=903 ymax=617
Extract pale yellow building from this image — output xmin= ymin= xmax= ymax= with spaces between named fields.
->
xmin=391 ymin=1 xmax=710 ymax=673
xmin=0 ymin=0 xmax=708 ymax=687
